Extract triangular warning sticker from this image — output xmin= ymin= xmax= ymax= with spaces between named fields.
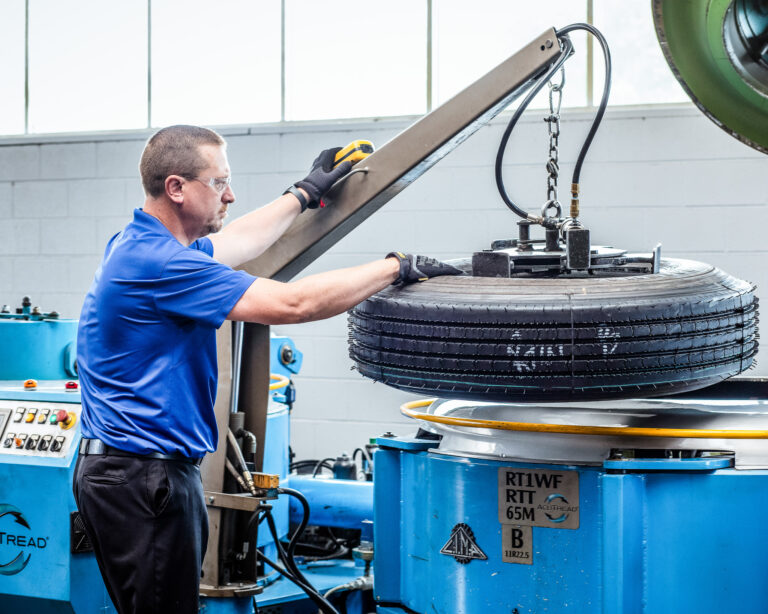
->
xmin=440 ymin=522 xmax=487 ymax=564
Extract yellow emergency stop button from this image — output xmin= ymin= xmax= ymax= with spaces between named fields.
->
xmin=58 ymin=410 xmax=77 ymax=430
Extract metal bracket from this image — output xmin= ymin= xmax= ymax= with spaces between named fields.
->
xmin=204 ymin=491 xmax=275 ymax=512
xmin=652 ymin=243 xmax=662 ymax=274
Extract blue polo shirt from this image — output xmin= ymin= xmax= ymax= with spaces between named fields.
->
xmin=77 ymin=208 xmax=256 ymax=457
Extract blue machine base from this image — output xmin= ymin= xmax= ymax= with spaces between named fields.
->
xmin=199 ymin=561 xmax=368 ymax=614
xmin=374 ymin=441 xmax=768 ymax=614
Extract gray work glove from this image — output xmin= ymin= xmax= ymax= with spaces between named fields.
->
xmin=386 ymin=252 xmax=463 ymax=285
xmin=294 ymin=148 xmax=352 ymax=211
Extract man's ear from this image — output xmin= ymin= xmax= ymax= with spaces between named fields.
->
xmin=166 ymin=175 xmax=185 ymax=205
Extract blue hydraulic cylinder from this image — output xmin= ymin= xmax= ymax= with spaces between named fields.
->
xmin=287 ymin=476 xmax=373 ymax=531
xmin=0 ymin=319 xmax=78 ymax=380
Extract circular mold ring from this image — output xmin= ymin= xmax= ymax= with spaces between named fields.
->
xmin=348 ymin=258 xmax=759 ymax=402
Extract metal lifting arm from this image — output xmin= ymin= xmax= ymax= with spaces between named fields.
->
xmin=240 ymin=28 xmax=565 ymax=281
xmin=202 ymin=28 xmax=567 ymax=595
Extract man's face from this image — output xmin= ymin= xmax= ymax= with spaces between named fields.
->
xmin=184 ymin=144 xmax=234 ymax=238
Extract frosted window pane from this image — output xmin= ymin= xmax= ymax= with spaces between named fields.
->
xmin=0 ymin=1 xmax=25 ymax=135
xmin=28 ymin=0 xmax=147 ymax=133
xmin=285 ymin=0 xmax=427 ymax=121
xmin=433 ymin=1 xmax=588 ymax=109
xmin=152 ymin=0 xmax=281 ymax=127
xmin=593 ymin=0 xmax=689 ymax=105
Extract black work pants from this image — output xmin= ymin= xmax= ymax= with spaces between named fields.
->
xmin=73 ymin=454 xmax=208 ymax=614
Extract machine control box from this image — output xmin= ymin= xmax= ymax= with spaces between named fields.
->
xmin=0 ymin=400 xmax=81 ymax=457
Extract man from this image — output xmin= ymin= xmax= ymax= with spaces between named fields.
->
xmin=73 ymin=124 xmax=460 ymax=614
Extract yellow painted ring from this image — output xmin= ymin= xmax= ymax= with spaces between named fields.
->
xmin=401 ymin=399 xmax=768 ymax=440
xmin=270 ymin=374 xmax=290 ymax=392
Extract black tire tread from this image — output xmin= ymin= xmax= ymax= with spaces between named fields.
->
xmin=347 ymin=258 xmax=759 ymax=402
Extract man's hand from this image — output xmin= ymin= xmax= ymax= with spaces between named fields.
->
xmin=293 ymin=148 xmax=352 ymax=211
xmin=386 ymin=252 xmax=463 ymax=285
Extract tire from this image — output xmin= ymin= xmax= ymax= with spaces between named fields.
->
xmin=348 ymin=258 xmax=759 ymax=402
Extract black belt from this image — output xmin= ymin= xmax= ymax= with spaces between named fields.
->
xmin=79 ymin=438 xmax=204 ymax=466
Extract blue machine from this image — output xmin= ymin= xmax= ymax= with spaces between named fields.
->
xmin=0 ymin=301 xmax=110 ymax=612
xmin=374 ymin=398 xmax=768 ymax=613
xmin=6 ymin=298 xmax=768 ymax=614
xmin=0 ymin=304 xmax=373 ymax=614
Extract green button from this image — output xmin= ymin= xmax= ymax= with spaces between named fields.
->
xmin=49 ymin=414 xmax=57 ymax=424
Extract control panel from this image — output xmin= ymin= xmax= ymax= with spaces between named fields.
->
xmin=0 ymin=400 xmax=81 ymax=458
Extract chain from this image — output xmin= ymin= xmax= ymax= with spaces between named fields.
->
xmin=542 ymin=68 xmax=565 ymax=214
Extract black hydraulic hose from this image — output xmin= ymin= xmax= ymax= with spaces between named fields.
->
xmin=495 ymin=35 xmax=574 ymax=219
xmin=263 ymin=508 xmax=340 ymax=614
xmin=265 ymin=509 xmax=308 ymax=584
xmin=556 ymin=22 xmax=612 ymax=187
xmin=311 ymin=457 xmax=334 ymax=477
xmin=495 ymin=23 xmax=612 ymax=221
xmin=278 ymin=487 xmax=310 ymax=562
xmin=256 ymin=546 xmax=339 ymax=614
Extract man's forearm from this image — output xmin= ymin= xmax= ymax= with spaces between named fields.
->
xmin=228 ymin=258 xmax=401 ymax=325
xmin=210 ymin=189 xmax=307 ymax=268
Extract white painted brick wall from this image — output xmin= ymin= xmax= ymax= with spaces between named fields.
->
xmin=1 ymin=105 xmax=766 ymax=459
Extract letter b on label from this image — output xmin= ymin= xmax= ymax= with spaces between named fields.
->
xmin=510 ymin=528 xmax=524 ymax=549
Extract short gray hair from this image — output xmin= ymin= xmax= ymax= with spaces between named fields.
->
xmin=139 ymin=125 xmax=226 ymax=197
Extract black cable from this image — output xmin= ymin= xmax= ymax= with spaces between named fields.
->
xmin=495 ymin=23 xmax=612 ymax=221
xmin=291 ymin=459 xmax=333 ymax=473
xmin=262 ymin=508 xmax=340 ymax=614
xmin=255 ymin=546 xmax=339 ymax=614
xmin=311 ymin=457 xmax=335 ymax=477
xmin=556 ymin=23 xmax=612 ymax=187
xmin=495 ymin=35 xmax=574 ymax=219
xmin=278 ymin=487 xmax=310 ymax=562
xmin=247 ymin=505 xmax=270 ymax=540
xmin=305 ymin=545 xmax=350 ymax=562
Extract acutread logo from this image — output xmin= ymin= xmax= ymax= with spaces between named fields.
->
xmin=0 ymin=504 xmax=47 ymax=575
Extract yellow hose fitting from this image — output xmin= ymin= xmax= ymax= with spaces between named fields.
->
xmin=570 ymin=183 xmax=580 ymax=218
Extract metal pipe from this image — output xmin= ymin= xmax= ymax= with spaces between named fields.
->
xmin=230 ymin=321 xmax=244 ymax=414
xmin=287 ymin=476 xmax=373 ymax=530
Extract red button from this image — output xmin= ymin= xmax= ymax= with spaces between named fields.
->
xmin=65 ymin=381 xmax=78 ymax=390
xmin=56 ymin=410 xmax=69 ymax=423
